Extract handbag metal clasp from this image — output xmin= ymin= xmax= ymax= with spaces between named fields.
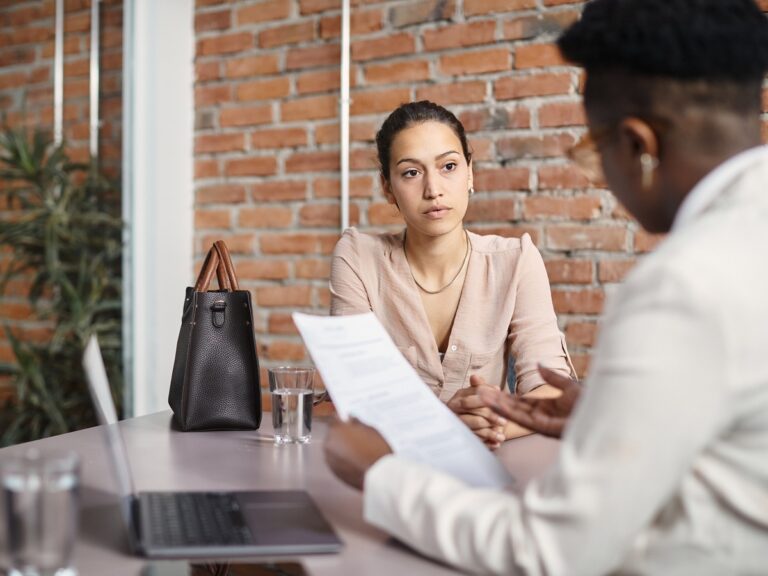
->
xmin=211 ymin=299 xmax=226 ymax=328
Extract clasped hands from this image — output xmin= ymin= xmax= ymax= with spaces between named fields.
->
xmin=324 ymin=365 xmax=582 ymax=490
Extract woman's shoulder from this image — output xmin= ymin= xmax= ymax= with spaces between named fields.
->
xmin=468 ymin=230 xmax=536 ymax=255
xmin=334 ymin=227 xmax=403 ymax=259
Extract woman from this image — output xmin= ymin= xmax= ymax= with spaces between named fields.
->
xmin=330 ymin=101 xmax=575 ymax=446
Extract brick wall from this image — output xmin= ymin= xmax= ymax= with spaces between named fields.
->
xmin=194 ymin=0 xmax=635 ymax=380
xmin=0 ymin=0 xmax=123 ymax=401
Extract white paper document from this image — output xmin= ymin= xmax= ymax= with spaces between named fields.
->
xmin=292 ymin=312 xmax=513 ymax=489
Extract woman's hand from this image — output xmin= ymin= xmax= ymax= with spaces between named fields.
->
xmin=447 ymin=376 xmax=508 ymax=449
xmin=479 ymin=365 xmax=582 ymax=439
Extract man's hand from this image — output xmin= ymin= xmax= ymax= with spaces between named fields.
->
xmin=324 ymin=418 xmax=393 ymax=491
xmin=478 ymin=365 xmax=582 ymax=439
xmin=447 ymin=376 xmax=507 ymax=449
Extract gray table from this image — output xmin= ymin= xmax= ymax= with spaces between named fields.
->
xmin=0 ymin=411 xmax=560 ymax=575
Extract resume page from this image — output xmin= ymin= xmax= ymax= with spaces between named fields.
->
xmin=292 ymin=312 xmax=513 ymax=489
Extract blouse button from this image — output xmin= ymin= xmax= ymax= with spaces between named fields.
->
xmin=450 ymin=345 xmax=458 ymax=352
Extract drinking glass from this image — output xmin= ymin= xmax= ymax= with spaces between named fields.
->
xmin=268 ymin=367 xmax=316 ymax=445
xmin=0 ymin=450 xmax=80 ymax=576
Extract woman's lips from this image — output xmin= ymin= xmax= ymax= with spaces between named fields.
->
xmin=423 ymin=206 xmax=451 ymax=219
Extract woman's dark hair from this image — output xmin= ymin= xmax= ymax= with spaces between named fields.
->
xmin=375 ymin=101 xmax=471 ymax=182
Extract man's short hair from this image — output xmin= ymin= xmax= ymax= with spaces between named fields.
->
xmin=559 ymin=0 xmax=768 ymax=82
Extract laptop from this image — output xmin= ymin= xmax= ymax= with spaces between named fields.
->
xmin=82 ymin=336 xmax=343 ymax=558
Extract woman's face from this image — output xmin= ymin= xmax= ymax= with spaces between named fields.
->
xmin=383 ymin=120 xmax=473 ymax=239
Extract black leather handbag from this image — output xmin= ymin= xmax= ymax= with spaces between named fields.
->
xmin=168 ymin=240 xmax=262 ymax=431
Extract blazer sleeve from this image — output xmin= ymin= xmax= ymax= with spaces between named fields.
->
xmin=329 ymin=228 xmax=372 ymax=316
xmin=508 ymin=234 xmax=575 ymax=394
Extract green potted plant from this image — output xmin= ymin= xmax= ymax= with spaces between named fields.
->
xmin=0 ymin=126 xmax=123 ymax=445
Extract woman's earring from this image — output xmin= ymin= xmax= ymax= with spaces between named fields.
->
xmin=468 ymin=186 xmax=475 ymax=196
xmin=640 ymin=153 xmax=659 ymax=191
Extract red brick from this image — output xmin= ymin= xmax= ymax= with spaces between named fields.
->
xmin=416 ymin=81 xmax=486 ymax=106
xmin=523 ymin=195 xmax=601 ymax=220
xmin=515 ymin=43 xmax=567 ymax=69
xmin=225 ymin=55 xmax=280 ymax=78
xmin=252 ymin=181 xmax=308 ymax=202
xmin=238 ymin=260 xmax=291 ymax=280
xmin=296 ymin=69 xmax=353 ymax=95
xmin=219 ymin=105 xmax=272 ymax=127
xmin=239 ymin=207 xmax=294 ymax=228
xmin=236 ymin=0 xmax=291 ymax=25
xmin=299 ymin=203 xmax=360 ymax=227
xmin=539 ymin=101 xmax=586 ymax=128
xmin=263 ymin=340 xmax=307 ymax=361
xmin=465 ymin=198 xmax=518 ymax=222
xmin=197 ymin=32 xmax=253 ymax=56
xmin=634 ymin=230 xmax=665 ymax=253
xmin=0 ymin=301 xmax=33 ymax=320
xmin=225 ymin=156 xmax=278 ymax=177
xmin=195 ymin=133 xmax=245 ymax=153
xmin=314 ymin=175 xmax=375 ymax=198
xmin=570 ymin=354 xmax=590 ymax=379
xmin=498 ymin=133 xmax=575 ymax=160
xmin=599 ymin=259 xmax=637 ymax=283
xmin=256 ymin=286 xmax=313 ymax=307
xmin=543 ymin=0 xmax=583 ymax=5
xmin=546 ymin=226 xmax=628 ymax=251
xmin=286 ymin=44 xmax=341 ymax=70
xmin=195 ymin=9 xmax=230 ymax=32
xmin=440 ymin=49 xmax=509 ymax=75
xmin=551 ymin=289 xmax=605 ymax=315
xmin=296 ymin=259 xmax=331 ymax=279
xmin=259 ymin=21 xmax=315 ymax=48
xmin=64 ymin=59 xmax=89 ymax=78
xmin=473 ymin=167 xmax=530 ymax=191
xmin=365 ymin=60 xmax=430 ymax=86
xmin=319 ymin=10 xmax=383 ymax=39
xmin=196 ymin=61 xmax=221 ymax=82
xmin=368 ymin=202 xmax=404 ymax=226
xmin=195 ymin=209 xmax=231 ymax=229
xmin=202 ymin=234 xmax=256 ymax=255
xmin=251 ymin=127 xmax=307 ymax=149
xmin=538 ymin=165 xmax=590 ymax=190
xmin=459 ymin=107 xmax=530 ymax=132
xmin=465 ymin=0 xmax=536 ymax=15
xmin=282 ymin=95 xmax=337 ymax=121
xmin=261 ymin=234 xmax=320 ymax=254
xmin=235 ymin=77 xmax=291 ymax=101
xmin=195 ymin=84 xmax=231 ymax=107
xmin=422 ymin=21 xmax=495 ymax=51
xmin=196 ymin=159 xmax=220 ymax=179
xmin=350 ymin=149 xmax=379 ymax=170
xmin=544 ymin=259 xmax=594 ymax=284
xmin=503 ymin=11 xmax=580 ymax=41
xmin=352 ymin=33 xmax=415 ymax=62
xmin=299 ymin=0 xmax=339 ymax=14
xmin=285 ymin=151 xmax=340 ymax=173
xmin=268 ymin=312 xmax=299 ymax=334
xmin=197 ymin=185 xmax=247 ymax=204
xmin=564 ymin=321 xmax=598 ymax=348
xmin=390 ymin=0 xmax=455 ymax=27
xmin=350 ymin=87 xmax=410 ymax=116
xmin=495 ymin=72 xmax=572 ymax=100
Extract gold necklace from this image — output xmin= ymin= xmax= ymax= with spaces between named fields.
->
xmin=404 ymin=230 xmax=471 ymax=295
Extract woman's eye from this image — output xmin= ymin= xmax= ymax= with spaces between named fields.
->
xmin=402 ymin=169 xmax=419 ymax=178
xmin=444 ymin=162 xmax=457 ymax=172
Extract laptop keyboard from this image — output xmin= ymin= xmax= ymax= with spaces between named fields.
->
xmin=146 ymin=492 xmax=253 ymax=548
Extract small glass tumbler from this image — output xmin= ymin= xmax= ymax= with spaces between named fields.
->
xmin=0 ymin=450 xmax=80 ymax=576
xmin=269 ymin=367 xmax=316 ymax=445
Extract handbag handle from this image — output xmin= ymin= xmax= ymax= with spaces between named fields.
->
xmin=213 ymin=240 xmax=240 ymax=291
xmin=193 ymin=247 xmax=220 ymax=292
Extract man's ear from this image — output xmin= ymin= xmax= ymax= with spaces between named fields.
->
xmin=618 ymin=117 xmax=660 ymax=160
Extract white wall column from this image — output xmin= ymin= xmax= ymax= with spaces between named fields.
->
xmin=123 ymin=0 xmax=194 ymax=417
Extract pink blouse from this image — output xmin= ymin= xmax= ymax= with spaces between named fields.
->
xmin=330 ymin=228 xmax=575 ymax=402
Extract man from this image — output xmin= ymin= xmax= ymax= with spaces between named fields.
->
xmin=324 ymin=0 xmax=768 ymax=574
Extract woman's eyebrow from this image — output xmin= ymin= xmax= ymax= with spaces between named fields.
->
xmin=395 ymin=150 xmax=460 ymax=166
